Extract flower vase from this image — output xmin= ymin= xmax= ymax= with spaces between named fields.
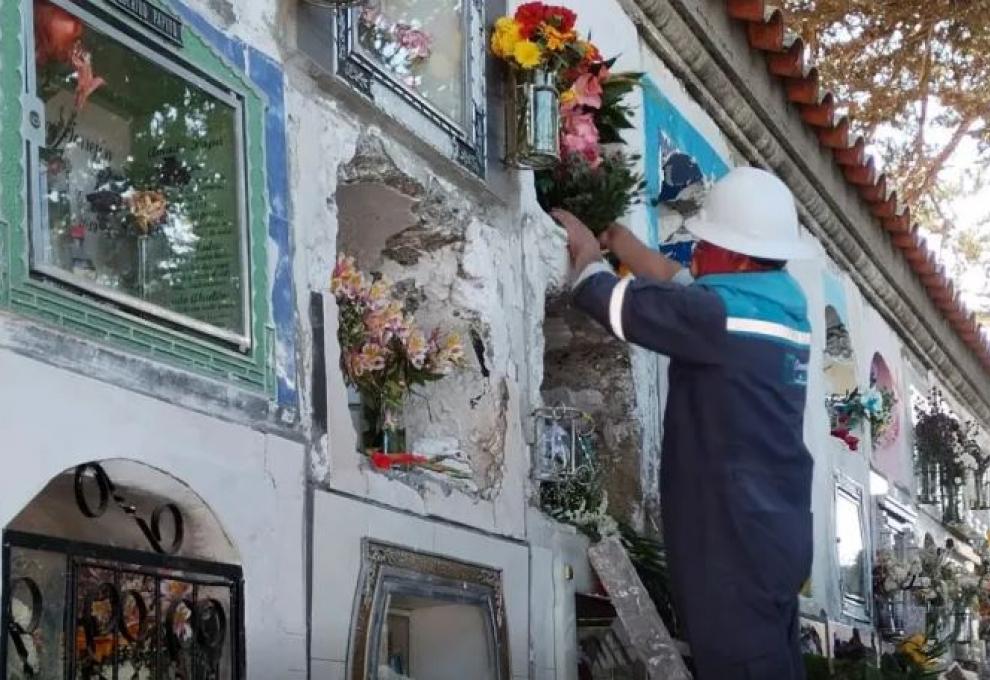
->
xmin=504 ymin=67 xmax=559 ymax=169
xmin=362 ymin=404 xmax=406 ymax=454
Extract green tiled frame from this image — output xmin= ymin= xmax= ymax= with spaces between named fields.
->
xmin=0 ymin=0 xmax=274 ymax=394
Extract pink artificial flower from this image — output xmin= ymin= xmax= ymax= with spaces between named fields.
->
xmin=394 ymin=24 xmax=432 ymax=61
xmin=351 ymin=343 xmax=387 ymax=376
xmin=331 ymin=254 xmax=368 ymax=301
xmin=561 ymin=110 xmax=601 ymax=168
xmin=564 ymin=73 xmax=603 ymax=111
xmin=596 ymin=64 xmax=611 ymax=84
xmin=404 ymin=328 xmax=428 ymax=369
xmin=365 ymin=301 xmax=407 ymax=344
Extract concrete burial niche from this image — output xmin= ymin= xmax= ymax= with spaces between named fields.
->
xmin=336 ymin=181 xmax=420 ymax=271
xmin=7 ymin=459 xmax=240 ymax=563
xmin=824 ymin=305 xmax=858 ymax=396
xmin=870 ymin=351 xmax=902 ymax=451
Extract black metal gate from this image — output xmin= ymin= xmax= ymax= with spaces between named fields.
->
xmin=1 ymin=464 xmax=244 ymax=680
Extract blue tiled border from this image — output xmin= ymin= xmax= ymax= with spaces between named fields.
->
xmin=171 ymin=3 xmax=298 ymax=409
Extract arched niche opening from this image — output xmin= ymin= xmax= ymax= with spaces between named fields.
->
xmin=870 ymin=352 xmax=902 ymax=452
xmin=824 ymin=305 xmax=857 ymax=394
xmin=824 ymin=305 xmax=861 ymax=452
xmin=3 ymin=459 xmax=243 ymax=679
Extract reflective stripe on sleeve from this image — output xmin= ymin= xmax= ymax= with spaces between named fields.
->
xmin=726 ymin=317 xmax=811 ymax=346
xmin=609 ymin=277 xmax=633 ymax=341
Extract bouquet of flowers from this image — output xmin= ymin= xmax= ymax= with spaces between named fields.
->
xmin=331 ymin=255 xmax=465 ymax=457
xmin=827 ymin=387 xmax=897 ymax=451
xmin=490 ymin=3 xmax=645 ymax=233
xmin=537 ymin=47 xmax=645 ymax=234
xmin=490 ymin=2 xmax=584 ymax=71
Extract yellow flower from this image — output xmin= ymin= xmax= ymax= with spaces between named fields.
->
xmin=542 ymin=24 xmax=576 ymax=51
xmin=560 ymin=88 xmax=576 ymax=106
xmin=513 ymin=40 xmax=542 ymax=69
xmin=491 ymin=17 xmax=522 ymax=58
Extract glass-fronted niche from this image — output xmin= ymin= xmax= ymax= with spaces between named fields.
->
xmin=330 ymin=0 xmax=486 ymax=176
xmin=349 ymin=541 xmax=510 ymax=680
xmin=835 ymin=479 xmax=870 ymax=620
xmin=26 ymin=0 xmax=250 ymax=347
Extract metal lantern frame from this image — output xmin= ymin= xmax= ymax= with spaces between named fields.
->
xmin=531 ymin=406 xmax=595 ymax=482
xmin=504 ymin=68 xmax=560 ymax=169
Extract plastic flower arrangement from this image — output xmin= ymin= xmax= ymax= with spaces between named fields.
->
xmin=914 ymin=388 xmax=969 ymax=503
xmin=873 ymin=547 xmax=916 ymax=598
xmin=331 ymin=254 xmax=466 ymax=462
xmin=490 ymin=3 xmax=583 ymax=71
xmin=827 ymin=386 xmax=897 ymax=451
xmin=491 ymin=3 xmax=645 ymax=232
xmin=891 ymin=633 xmax=946 ymax=675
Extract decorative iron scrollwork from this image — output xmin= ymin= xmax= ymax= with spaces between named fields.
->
xmin=74 ymin=462 xmax=185 ymax=555
xmin=6 ymin=577 xmax=42 ymax=677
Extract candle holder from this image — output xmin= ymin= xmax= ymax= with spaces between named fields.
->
xmin=504 ymin=68 xmax=560 ymax=169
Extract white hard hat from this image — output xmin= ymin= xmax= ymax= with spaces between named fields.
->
xmin=683 ymin=167 xmax=817 ymax=260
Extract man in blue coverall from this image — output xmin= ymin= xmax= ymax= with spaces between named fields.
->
xmin=555 ymin=167 xmax=816 ymax=679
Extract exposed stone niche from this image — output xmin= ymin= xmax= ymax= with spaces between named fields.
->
xmin=332 ymin=133 xmax=509 ymax=499
xmin=542 ymin=291 xmax=647 ymax=528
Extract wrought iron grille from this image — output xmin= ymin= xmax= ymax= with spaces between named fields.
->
xmin=3 ymin=532 xmax=244 ymax=679
xmin=1 ymin=464 xmax=244 ymax=680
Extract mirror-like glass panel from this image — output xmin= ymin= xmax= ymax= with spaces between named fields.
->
xmin=356 ymin=0 xmax=466 ymax=126
xmin=33 ymin=0 xmax=246 ymax=339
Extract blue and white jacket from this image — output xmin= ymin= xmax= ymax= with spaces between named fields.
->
xmin=573 ymin=262 xmax=814 ymax=659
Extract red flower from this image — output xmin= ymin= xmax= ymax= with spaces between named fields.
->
xmin=369 ymin=451 xmax=429 ymax=470
xmin=544 ymin=5 xmax=577 ymax=32
xmin=830 ymin=427 xmax=860 ymax=452
xmin=69 ymin=223 xmax=86 ymax=239
xmin=514 ymin=2 xmax=548 ymax=38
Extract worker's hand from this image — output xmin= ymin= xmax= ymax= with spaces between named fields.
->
xmin=598 ymin=223 xmax=628 ymax=251
xmin=552 ymin=209 xmax=602 ymax=274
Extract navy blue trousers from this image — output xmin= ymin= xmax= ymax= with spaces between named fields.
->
xmin=690 ymin=598 xmax=805 ymax=680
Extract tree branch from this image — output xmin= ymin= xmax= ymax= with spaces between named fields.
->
xmin=903 ymin=116 xmax=977 ymax=206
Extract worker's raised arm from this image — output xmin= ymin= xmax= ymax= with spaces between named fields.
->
xmin=599 ymin=223 xmax=683 ymax=282
xmin=572 ymin=267 xmax=727 ymax=364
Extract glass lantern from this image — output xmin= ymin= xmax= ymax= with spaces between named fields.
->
xmin=531 ymin=406 xmax=592 ymax=482
xmin=956 ymin=608 xmax=974 ymax=644
xmin=504 ymin=68 xmax=560 ymax=169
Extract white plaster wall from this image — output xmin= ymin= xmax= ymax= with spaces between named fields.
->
xmin=0 ymin=348 xmax=308 ymax=680
xmin=310 ymin=490 xmax=531 ymax=680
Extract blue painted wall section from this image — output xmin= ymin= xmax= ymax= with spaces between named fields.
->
xmin=822 ymin=271 xmax=849 ymax=325
xmin=642 ymin=78 xmax=731 ymax=253
xmin=172 ymin=2 xmax=299 ymax=409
